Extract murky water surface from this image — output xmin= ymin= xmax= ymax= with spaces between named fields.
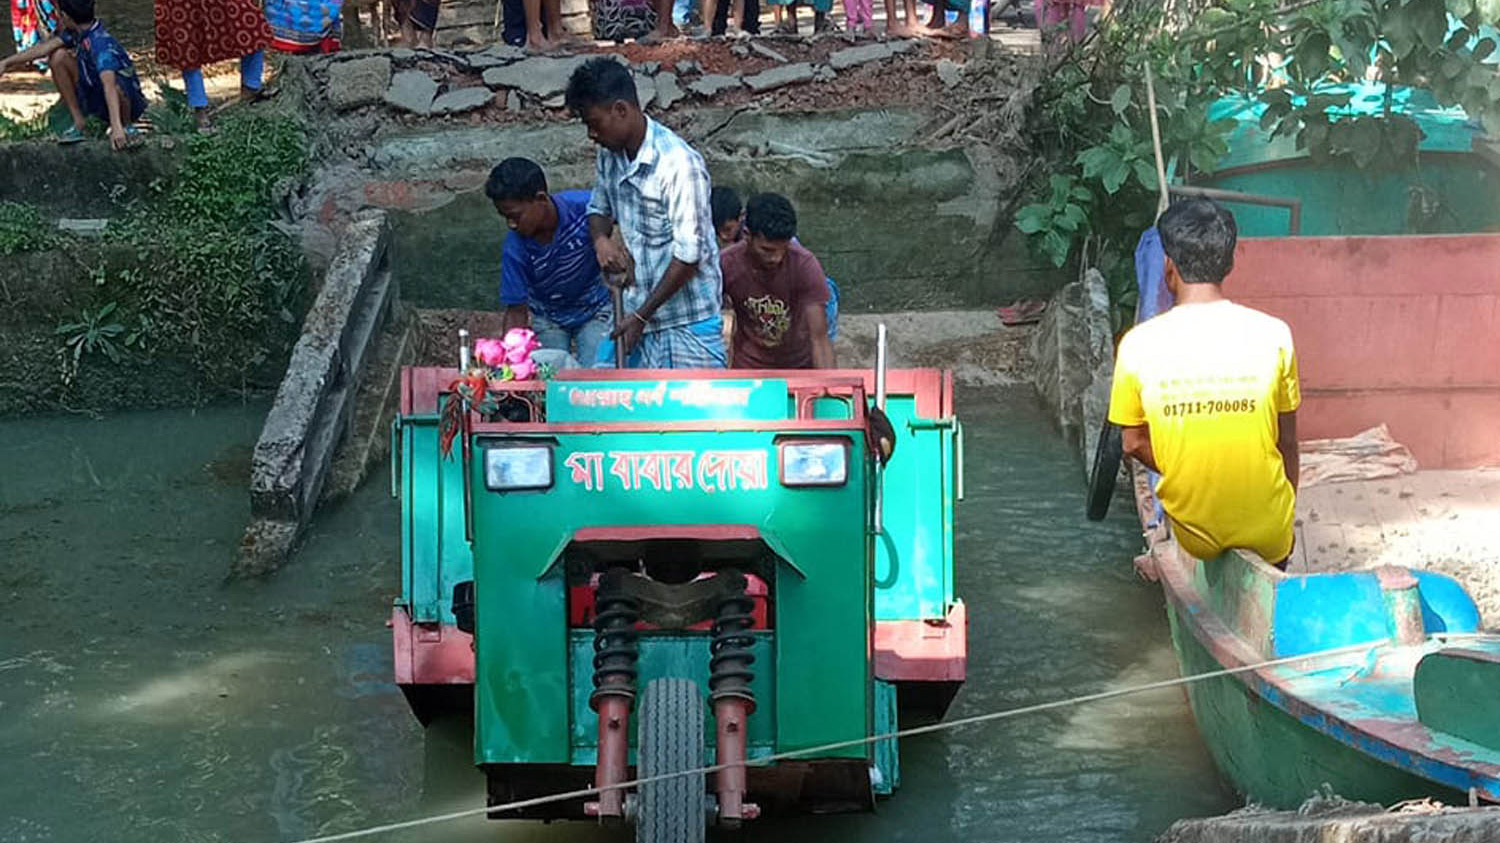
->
xmin=0 ymin=388 xmax=1235 ymax=843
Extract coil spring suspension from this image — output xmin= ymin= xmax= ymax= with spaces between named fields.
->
xmin=709 ymin=588 xmax=757 ymax=709
xmin=590 ymin=591 xmax=641 ymax=708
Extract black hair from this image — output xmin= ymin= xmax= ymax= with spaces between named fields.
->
xmin=565 ymin=58 xmax=638 ymax=116
xmin=57 ymin=0 xmax=94 ymax=23
xmin=1158 ymin=198 xmax=1237 ymax=285
xmin=484 ymin=157 xmax=548 ymax=203
xmin=711 ymin=187 xmax=742 ymax=230
xmin=744 ymin=193 xmax=797 ymax=241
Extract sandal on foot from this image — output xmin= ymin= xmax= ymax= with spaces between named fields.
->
xmin=57 ymin=126 xmax=86 ymax=145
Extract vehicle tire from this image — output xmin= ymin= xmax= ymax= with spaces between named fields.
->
xmin=1086 ymin=423 xmax=1123 ymax=522
xmin=635 ymin=678 xmax=706 ymax=843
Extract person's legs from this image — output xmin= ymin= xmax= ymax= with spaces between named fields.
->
xmin=699 ymin=0 xmax=718 ymax=35
xmin=522 ymin=0 xmax=552 ymax=48
xmin=647 ymin=0 xmax=682 ymax=38
xmin=542 ymin=0 xmax=570 ymax=42
xmin=48 ymin=49 xmax=87 ymax=133
xmin=239 ymin=49 xmax=266 ymax=99
xmin=572 ymin=307 xmax=612 ymax=372
xmin=529 ymin=312 xmax=572 ymax=355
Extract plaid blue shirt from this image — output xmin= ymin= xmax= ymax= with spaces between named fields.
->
xmin=587 ymin=117 xmax=722 ymax=333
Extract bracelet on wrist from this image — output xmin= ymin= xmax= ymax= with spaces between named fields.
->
xmin=630 ymin=311 xmax=649 ymax=326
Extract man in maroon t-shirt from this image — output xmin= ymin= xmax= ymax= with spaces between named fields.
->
xmin=720 ymin=193 xmax=836 ymax=369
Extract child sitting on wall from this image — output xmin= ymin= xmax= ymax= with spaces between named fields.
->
xmin=0 ymin=0 xmax=145 ymax=149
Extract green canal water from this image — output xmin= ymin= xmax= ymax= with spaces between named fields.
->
xmin=0 ymin=388 xmax=1236 ymax=843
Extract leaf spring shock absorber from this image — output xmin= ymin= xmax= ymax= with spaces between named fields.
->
xmin=709 ymin=575 xmax=760 ymax=826
xmin=588 ymin=590 xmax=641 ymax=822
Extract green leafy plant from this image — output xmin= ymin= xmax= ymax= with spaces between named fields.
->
xmin=56 ymin=302 xmax=127 ymax=366
xmin=0 ymin=201 xmax=56 ymax=255
xmin=1016 ymin=175 xmax=1094 ymax=268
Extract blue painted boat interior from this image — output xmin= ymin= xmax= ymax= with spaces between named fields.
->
xmin=1271 ymin=571 xmax=1481 ymax=658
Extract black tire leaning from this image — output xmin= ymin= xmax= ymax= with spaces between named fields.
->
xmin=635 ymin=678 xmax=706 ymax=843
xmin=1086 ymin=423 xmax=1124 ymax=522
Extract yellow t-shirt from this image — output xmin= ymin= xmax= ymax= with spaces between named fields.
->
xmin=1108 ymin=300 xmax=1301 ymax=562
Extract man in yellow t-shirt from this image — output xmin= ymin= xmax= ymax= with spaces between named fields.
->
xmin=1108 ymin=199 xmax=1301 ymax=568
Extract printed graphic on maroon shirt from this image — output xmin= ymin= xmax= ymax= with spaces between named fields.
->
xmin=721 ymin=241 xmax=829 ymax=369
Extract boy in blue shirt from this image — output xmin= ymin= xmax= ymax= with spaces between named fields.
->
xmin=0 ymin=0 xmax=146 ymax=149
xmin=486 ymin=157 xmax=612 ymax=368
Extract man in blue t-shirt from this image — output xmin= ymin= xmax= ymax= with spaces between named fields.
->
xmin=0 ymin=0 xmax=146 ymax=149
xmin=486 ymin=157 xmax=612 ymax=368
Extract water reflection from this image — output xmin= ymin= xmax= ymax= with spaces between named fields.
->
xmin=0 ymin=388 xmax=1235 ymax=843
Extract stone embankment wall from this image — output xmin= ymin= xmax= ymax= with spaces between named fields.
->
xmin=1160 ymin=800 xmax=1500 ymax=843
xmin=1030 ymin=270 xmax=1114 ymax=475
xmin=275 ymin=43 xmax=1055 ymax=313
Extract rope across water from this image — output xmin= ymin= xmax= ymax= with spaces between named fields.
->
xmin=281 ymin=632 xmax=1498 ymax=843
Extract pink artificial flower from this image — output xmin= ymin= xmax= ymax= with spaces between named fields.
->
xmin=510 ymin=358 xmax=537 ymax=380
xmin=501 ymin=327 xmax=541 ymax=364
xmin=473 ymin=337 xmax=508 ymax=368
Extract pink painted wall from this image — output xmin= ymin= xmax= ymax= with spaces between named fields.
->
xmin=1229 ymin=234 xmax=1500 ymax=468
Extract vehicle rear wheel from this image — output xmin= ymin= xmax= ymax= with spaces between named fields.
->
xmin=635 ymin=678 xmax=706 ymax=843
xmin=1086 ymin=423 xmax=1123 ymax=522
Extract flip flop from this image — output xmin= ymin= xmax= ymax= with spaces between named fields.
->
xmin=56 ymin=126 xmax=85 ymax=145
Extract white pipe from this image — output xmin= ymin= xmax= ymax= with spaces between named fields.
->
xmin=875 ymin=324 xmax=888 ymax=410
xmin=458 ymin=328 xmax=471 ymax=371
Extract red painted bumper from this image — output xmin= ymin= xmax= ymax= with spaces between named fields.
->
xmin=392 ymin=607 xmax=475 ymax=685
xmin=874 ymin=601 xmax=968 ymax=683
xmin=392 ymin=600 xmax=969 ymax=687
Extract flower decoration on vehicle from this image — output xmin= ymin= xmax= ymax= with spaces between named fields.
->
xmin=440 ymin=328 xmax=551 ymax=457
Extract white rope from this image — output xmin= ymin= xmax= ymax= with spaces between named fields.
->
xmin=270 ymin=634 xmax=1500 ymax=843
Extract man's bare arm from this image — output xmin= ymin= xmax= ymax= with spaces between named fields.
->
xmin=1277 ymin=410 xmax=1299 ymax=493
xmin=0 ymin=35 xmax=64 ymax=73
xmin=802 ymin=302 xmax=836 ymax=369
xmin=1121 ymin=424 xmax=1157 ymax=472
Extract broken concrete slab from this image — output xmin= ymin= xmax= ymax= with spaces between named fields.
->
xmin=238 ymin=214 xmax=395 ymax=577
xmin=655 ymin=72 xmax=686 ymax=108
xmin=390 ymin=47 xmax=418 ymax=63
xmin=744 ymin=62 xmax=815 ymax=92
xmin=431 ymin=86 xmax=495 ymax=115
xmin=56 ymin=218 xmax=109 ymax=236
xmin=828 ymin=42 xmax=895 ymax=70
xmin=750 ymin=41 xmax=790 ymax=63
xmin=385 ymin=69 xmax=439 ymax=115
xmin=634 ymin=72 xmax=658 ymax=109
xmin=476 ymin=43 xmax=527 ymax=62
xmin=688 ymin=73 xmax=743 ymax=97
xmin=677 ymin=59 xmax=701 ymax=75
xmin=506 ymin=90 xmax=522 ymax=111
xmin=937 ymin=58 xmax=963 ymax=88
xmin=327 ymin=55 xmax=392 ymax=110
xmin=482 ymin=53 xmax=621 ymax=99
xmin=813 ymin=64 xmax=837 ymax=82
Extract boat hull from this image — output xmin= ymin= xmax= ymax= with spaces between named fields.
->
xmin=1166 ymin=601 xmax=1469 ymax=809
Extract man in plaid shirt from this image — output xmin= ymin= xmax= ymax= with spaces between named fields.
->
xmin=566 ymin=58 xmax=727 ymax=369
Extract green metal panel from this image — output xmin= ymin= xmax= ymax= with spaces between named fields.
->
xmin=398 ymin=413 xmax=476 ymax=624
xmin=470 ymin=429 xmax=871 ymax=766
xmin=1415 ymin=649 xmax=1500 ymax=751
xmin=872 ymin=679 xmax=900 ymax=796
xmin=1193 ymin=552 xmax=1275 ymax=659
xmin=547 ymin=379 xmax=790 ymax=422
xmin=873 ymin=394 xmax=956 ymax=622
xmin=566 ymin=632 xmax=778 ymax=765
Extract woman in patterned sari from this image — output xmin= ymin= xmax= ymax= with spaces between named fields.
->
xmin=10 ymin=0 xmax=59 ymax=68
xmin=154 ymin=0 xmax=274 ymax=132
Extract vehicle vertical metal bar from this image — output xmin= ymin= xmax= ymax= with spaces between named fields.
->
xmin=873 ymin=324 xmax=888 ymax=536
xmin=459 ymin=328 xmax=471 ymax=370
xmin=714 ymin=697 xmax=752 ymax=827
xmin=594 ymin=695 xmax=631 ymax=820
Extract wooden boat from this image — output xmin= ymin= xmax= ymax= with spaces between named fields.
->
xmin=1129 ymin=466 xmax=1500 ymax=809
